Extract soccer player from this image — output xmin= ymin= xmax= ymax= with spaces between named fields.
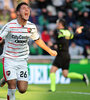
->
xmin=49 ymin=18 xmax=89 ymax=92
xmin=0 ymin=2 xmax=57 ymax=100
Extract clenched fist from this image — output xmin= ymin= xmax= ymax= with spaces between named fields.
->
xmin=48 ymin=49 xmax=57 ymax=56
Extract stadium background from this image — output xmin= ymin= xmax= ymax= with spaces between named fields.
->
xmin=0 ymin=0 xmax=90 ymax=100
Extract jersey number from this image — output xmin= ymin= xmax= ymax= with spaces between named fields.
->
xmin=20 ymin=71 xmax=27 ymax=78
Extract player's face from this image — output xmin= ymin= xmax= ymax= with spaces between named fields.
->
xmin=56 ymin=22 xmax=64 ymax=29
xmin=19 ymin=5 xmax=30 ymax=21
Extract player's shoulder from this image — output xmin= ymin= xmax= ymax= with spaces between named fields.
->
xmin=60 ymin=29 xmax=70 ymax=33
xmin=27 ymin=21 xmax=36 ymax=28
xmin=5 ymin=19 xmax=17 ymax=27
xmin=1 ymin=19 xmax=17 ymax=30
xmin=8 ymin=19 xmax=17 ymax=25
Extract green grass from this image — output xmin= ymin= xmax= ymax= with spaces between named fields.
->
xmin=0 ymin=82 xmax=90 ymax=100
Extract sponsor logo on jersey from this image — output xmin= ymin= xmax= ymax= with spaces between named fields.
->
xmin=12 ymin=35 xmax=28 ymax=39
xmin=12 ymin=35 xmax=28 ymax=43
xmin=27 ymin=28 xmax=32 ymax=33
xmin=15 ymin=40 xmax=27 ymax=43
xmin=6 ymin=71 xmax=11 ymax=76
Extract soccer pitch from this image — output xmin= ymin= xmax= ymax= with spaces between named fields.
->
xmin=0 ymin=82 xmax=90 ymax=100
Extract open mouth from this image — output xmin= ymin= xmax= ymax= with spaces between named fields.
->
xmin=25 ymin=13 xmax=28 ymax=17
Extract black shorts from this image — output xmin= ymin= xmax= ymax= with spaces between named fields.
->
xmin=52 ymin=52 xmax=70 ymax=70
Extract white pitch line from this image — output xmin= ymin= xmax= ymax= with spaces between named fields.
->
xmin=66 ymin=91 xmax=90 ymax=95
xmin=30 ymin=91 xmax=90 ymax=95
xmin=55 ymin=91 xmax=90 ymax=95
xmin=0 ymin=91 xmax=90 ymax=100
xmin=54 ymin=91 xmax=90 ymax=95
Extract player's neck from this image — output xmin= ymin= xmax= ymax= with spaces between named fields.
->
xmin=57 ymin=27 xmax=65 ymax=30
xmin=17 ymin=17 xmax=27 ymax=26
xmin=57 ymin=25 xmax=65 ymax=30
xmin=60 ymin=26 xmax=65 ymax=29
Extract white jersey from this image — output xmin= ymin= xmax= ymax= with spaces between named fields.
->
xmin=0 ymin=19 xmax=39 ymax=59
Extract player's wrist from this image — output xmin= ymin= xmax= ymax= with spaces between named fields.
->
xmin=48 ymin=48 xmax=52 ymax=55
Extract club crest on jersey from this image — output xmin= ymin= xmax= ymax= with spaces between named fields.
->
xmin=6 ymin=71 xmax=11 ymax=76
xmin=27 ymin=28 xmax=32 ymax=33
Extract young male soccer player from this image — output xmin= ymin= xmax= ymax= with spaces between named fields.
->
xmin=0 ymin=2 xmax=57 ymax=100
xmin=49 ymin=18 xmax=89 ymax=92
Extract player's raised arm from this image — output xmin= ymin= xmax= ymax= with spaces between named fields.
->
xmin=29 ymin=23 xmax=57 ymax=56
xmin=35 ymin=38 xmax=57 ymax=56
xmin=0 ymin=23 xmax=9 ymax=44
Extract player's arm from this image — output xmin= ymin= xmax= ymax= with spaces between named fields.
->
xmin=35 ymin=38 xmax=57 ymax=56
xmin=58 ymin=26 xmax=84 ymax=39
xmin=72 ymin=26 xmax=84 ymax=39
xmin=58 ymin=30 xmax=74 ymax=39
xmin=0 ymin=23 xmax=9 ymax=43
xmin=30 ymin=24 xmax=57 ymax=56
xmin=70 ymin=26 xmax=84 ymax=37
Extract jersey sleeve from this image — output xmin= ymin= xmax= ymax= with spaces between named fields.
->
xmin=65 ymin=30 xmax=74 ymax=39
xmin=30 ymin=25 xmax=40 ymax=41
xmin=58 ymin=30 xmax=74 ymax=39
xmin=0 ymin=23 xmax=10 ymax=39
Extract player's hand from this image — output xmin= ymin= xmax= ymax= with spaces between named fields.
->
xmin=49 ymin=49 xmax=57 ymax=56
xmin=76 ymin=26 xmax=84 ymax=34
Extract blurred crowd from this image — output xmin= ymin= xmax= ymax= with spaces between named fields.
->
xmin=0 ymin=0 xmax=90 ymax=57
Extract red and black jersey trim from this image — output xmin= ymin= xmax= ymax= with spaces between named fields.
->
xmin=0 ymin=37 xmax=2 ymax=40
xmin=34 ymin=37 xmax=40 ymax=41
